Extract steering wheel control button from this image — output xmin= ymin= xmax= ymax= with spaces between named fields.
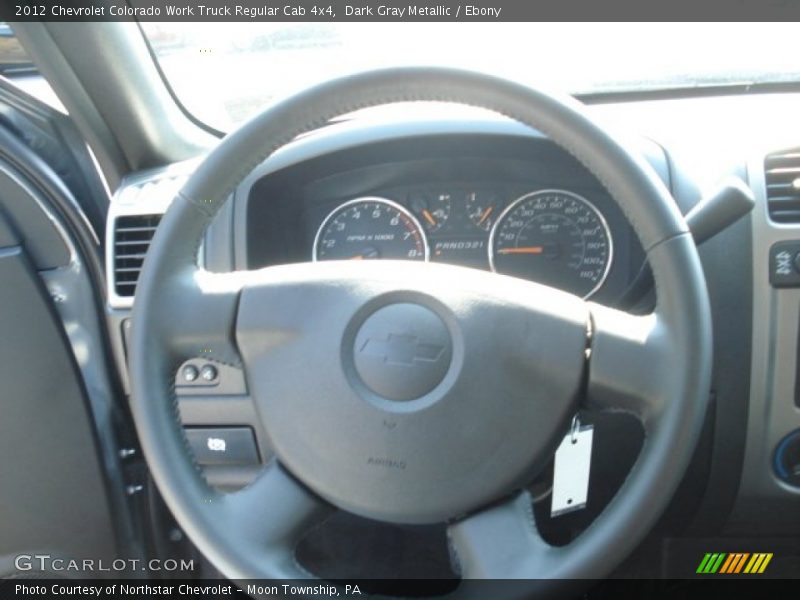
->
xmin=184 ymin=427 xmax=260 ymax=466
xmin=175 ymin=360 xmax=231 ymax=389
xmin=181 ymin=365 xmax=199 ymax=382
xmin=353 ymin=303 xmax=452 ymax=401
xmin=200 ymin=364 xmax=218 ymax=382
xmin=769 ymin=241 xmax=800 ymax=287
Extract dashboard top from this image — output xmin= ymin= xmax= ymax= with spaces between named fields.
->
xmin=103 ymin=91 xmax=800 ymax=536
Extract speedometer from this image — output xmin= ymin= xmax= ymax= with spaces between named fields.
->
xmin=489 ymin=190 xmax=612 ymax=298
xmin=313 ymin=197 xmax=429 ymax=262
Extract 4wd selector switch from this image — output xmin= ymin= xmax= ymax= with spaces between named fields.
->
xmin=769 ymin=241 xmax=800 ymax=287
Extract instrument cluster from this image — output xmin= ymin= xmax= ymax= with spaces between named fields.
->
xmin=312 ymin=186 xmax=613 ymax=299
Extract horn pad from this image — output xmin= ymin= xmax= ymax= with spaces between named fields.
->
xmin=353 ymin=303 xmax=453 ymax=402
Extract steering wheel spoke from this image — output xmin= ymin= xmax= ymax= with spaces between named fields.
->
xmin=448 ymin=493 xmax=560 ymax=580
xmin=223 ymin=461 xmax=333 ymax=552
xmin=585 ymin=303 xmax=672 ymax=427
xmin=149 ymin=268 xmax=247 ymax=367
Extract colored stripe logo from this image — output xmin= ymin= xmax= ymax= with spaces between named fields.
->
xmin=696 ymin=552 xmax=773 ymax=574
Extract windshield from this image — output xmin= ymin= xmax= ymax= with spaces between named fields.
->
xmin=142 ymin=22 xmax=800 ymax=132
xmin=0 ymin=22 xmax=35 ymax=74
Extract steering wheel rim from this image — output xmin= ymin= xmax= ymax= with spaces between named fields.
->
xmin=129 ymin=67 xmax=712 ymax=591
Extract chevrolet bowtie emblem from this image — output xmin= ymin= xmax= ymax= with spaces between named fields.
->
xmin=359 ymin=334 xmax=445 ymax=366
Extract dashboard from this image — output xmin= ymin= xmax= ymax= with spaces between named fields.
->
xmin=105 ymin=94 xmax=800 ymax=543
xmin=244 ymin=132 xmax=645 ymax=307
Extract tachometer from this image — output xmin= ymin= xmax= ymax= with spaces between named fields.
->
xmin=313 ymin=197 xmax=429 ymax=262
xmin=488 ymin=190 xmax=612 ymax=298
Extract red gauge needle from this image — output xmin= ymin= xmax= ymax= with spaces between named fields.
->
xmin=497 ymin=246 xmax=545 ymax=255
xmin=421 ymin=209 xmax=437 ymax=227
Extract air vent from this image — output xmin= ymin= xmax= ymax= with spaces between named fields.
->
xmin=113 ymin=214 xmax=162 ymax=297
xmin=765 ymin=149 xmax=800 ymax=223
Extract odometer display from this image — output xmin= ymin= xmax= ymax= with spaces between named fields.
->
xmin=313 ymin=197 xmax=429 ymax=262
xmin=489 ymin=190 xmax=612 ymax=298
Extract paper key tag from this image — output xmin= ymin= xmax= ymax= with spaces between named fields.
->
xmin=550 ymin=424 xmax=594 ymax=517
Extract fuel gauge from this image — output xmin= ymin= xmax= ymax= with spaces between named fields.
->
xmin=466 ymin=191 xmax=498 ymax=231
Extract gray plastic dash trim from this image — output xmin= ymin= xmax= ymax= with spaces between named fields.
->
xmin=727 ymin=148 xmax=800 ymax=534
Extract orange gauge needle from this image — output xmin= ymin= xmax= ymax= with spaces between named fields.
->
xmin=477 ymin=205 xmax=494 ymax=225
xmin=498 ymin=246 xmax=544 ymax=255
xmin=422 ymin=209 xmax=437 ymax=227
xmin=349 ymin=255 xmax=365 ymax=260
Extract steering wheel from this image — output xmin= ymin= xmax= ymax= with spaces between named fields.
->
xmin=129 ymin=68 xmax=712 ymax=592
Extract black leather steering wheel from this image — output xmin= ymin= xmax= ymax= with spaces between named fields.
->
xmin=129 ymin=68 xmax=712 ymax=592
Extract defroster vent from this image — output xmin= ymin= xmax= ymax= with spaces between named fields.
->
xmin=765 ymin=149 xmax=800 ymax=223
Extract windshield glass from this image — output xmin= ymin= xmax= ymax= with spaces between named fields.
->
xmin=142 ymin=22 xmax=800 ymax=132
xmin=0 ymin=22 xmax=35 ymax=74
